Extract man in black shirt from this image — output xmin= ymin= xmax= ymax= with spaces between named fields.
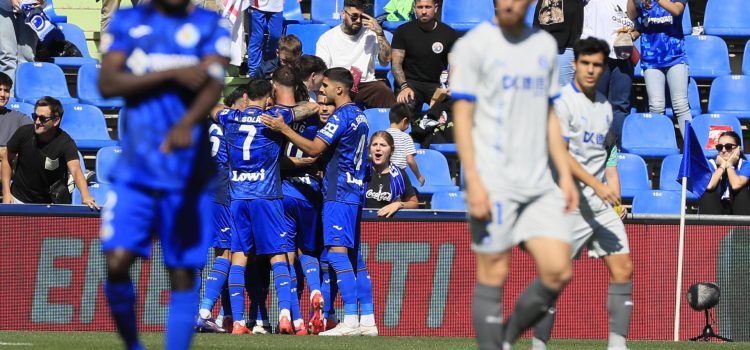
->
xmin=0 ymin=72 xmax=32 ymax=181
xmin=1 ymin=96 xmax=97 ymax=207
xmin=533 ymin=0 xmax=584 ymax=86
xmin=391 ymin=0 xmax=458 ymax=115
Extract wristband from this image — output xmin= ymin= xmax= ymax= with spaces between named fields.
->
xmin=400 ymin=82 xmax=409 ymax=90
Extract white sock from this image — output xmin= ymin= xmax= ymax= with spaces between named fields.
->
xmin=215 ymin=315 xmax=224 ymax=327
xmin=236 ymin=319 xmax=246 ymax=327
xmin=310 ymin=289 xmax=321 ymax=301
xmin=608 ymin=332 xmax=627 ymax=349
xmin=294 ymin=319 xmax=304 ymax=328
xmin=343 ymin=314 xmax=359 ymax=328
xmin=199 ymin=309 xmax=211 ymax=320
xmin=531 ymin=337 xmax=547 ymax=350
xmin=360 ymin=314 xmax=375 ymax=327
xmin=279 ymin=309 xmax=291 ymax=319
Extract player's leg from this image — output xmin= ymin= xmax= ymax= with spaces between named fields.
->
xmin=297 ymin=198 xmax=325 ymax=333
xmin=281 ymin=196 xmax=308 ymax=334
xmin=197 ymin=203 xmax=234 ymax=332
xmin=353 ymin=210 xmax=377 ymax=336
xmin=320 ymin=249 xmax=339 ymax=329
xmin=286 ymin=250 xmax=308 ymax=335
xmin=246 ymin=255 xmax=272 ymax=334
xmin=227 ymin=200 xmax=253 ymax=334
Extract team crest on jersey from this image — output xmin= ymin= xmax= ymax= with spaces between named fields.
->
xmin=538 ymin=55 xmax=549 ymax=69
xmin=432 ymin=42 xmax=444 ymax=54
xmin=176 ymin=23 xmax=200 ymax=48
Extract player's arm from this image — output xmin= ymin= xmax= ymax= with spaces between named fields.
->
xmin=406 ymin=154 xmax=425 ymax=186
xmin=292 ymin=101 xmax=321 ymax=122
xmin=363 ymin=13 xmax=390 ymax=66
xmin=261 ymin=112 xmax=328 ymax=157
xmin=651 ymin=0 xmax=685 ymax=16
xmin=279 ymin=155 xmax=317 ymax=170
xmin=67 ymin=158 xmax=99 ymax=209
xmin=392 ymin=49 xmax=414 ymax=103
xmin=453 ymin=99 xmax=491 ymax=220
xmin=548 ymin=108 xmax=579 ymax=212
xmin=1 ymin=150 xmax=16 ymax=204
xmin=563 ymin=141 xmax=620 ymax=205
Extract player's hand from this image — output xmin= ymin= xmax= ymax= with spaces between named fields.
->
xmin=173 ymin=66 xmax=208 ymax=91
xmin=397 ymin=87 xmax=415 ymax=103
xmin=466 ymin=182 xmax=492 ymax=221
xmin=377 ymin=202 xmax=402 ymax=218
xmin=362 ymin=13 xmax=384 ymax=36
xmin=261 ymin=111 xmax=289 ymax=133
xmin=559 ymin=176 xmax=579 ymax=213
xmin=291 ymin=156 xmax=317 ymax=167
xmin=417 ymin=174 xmax=425 ymax=186
xmin=615 ymin=203 xmax=627 ymax=220
xmin=727 ymin=148 xmax=740 ymax=167
xmin=160 ymin=122 xmax=194 ymax=153
xmin=594 ymin=182 xmax=620 ymax=206
xmin=2 ymin=196 xmax=11 ymax=204
xmin=82 ymin=195 xmax=100 ymax=210
xmin=11 ymin=0 xmax=20 ymax=11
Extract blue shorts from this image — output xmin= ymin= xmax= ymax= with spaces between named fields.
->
xmin=231 ymin=198 xmax=290 ymax=255
xmin=210 ymin=202 xmax=233 ymax=249
xmin=282 ymin=195 xmax=321 ymax=254
xmin=322 ymin=201 xmax=361 ymax=249
xmin=100 ymin=183 xmax=212 ymax=269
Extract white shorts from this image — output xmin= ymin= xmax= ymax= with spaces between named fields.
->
xmin=470 ymin=189 xmax=571 ymax=254
xmin=569 ymin=208 xmax=630 ymax=259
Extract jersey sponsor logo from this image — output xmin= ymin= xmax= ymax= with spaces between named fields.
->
xmin=175 ymin=23 xmax=200 ymax=48
xmin=538 ymin=55 xmax=549 ymax=70
xmin=126 ymin=48 xmax=200 ymax=75
xmin=346 ymin=172 xmax=364 ymax=186
xmin=583 ymin=131 xmax=606 ymax=145
xmin=320 ymin=122 xmax=339 ymax=138
xmin=432 ymin=42 xmax=444 ymax=54
xmin=501 ymin=75 xmax=547 ymax=96
xmin=128 ymin=25 xmax=152 ymax=39
xmin=231 ymin=169 xmax=266 ymax=182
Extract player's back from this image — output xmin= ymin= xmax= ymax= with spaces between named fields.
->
xmin=282 ymin=108 xmax=322 ymax=193
xmin=209 ymin=118 xmax=230 ymax=205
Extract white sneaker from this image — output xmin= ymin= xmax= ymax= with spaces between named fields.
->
xmin=252 ymin=324 xmax=271 ymax=334
xmin=359 ymin=324 xmax=378 ymax=336
xmin=318 ymin=322 xmax=361 ymax=336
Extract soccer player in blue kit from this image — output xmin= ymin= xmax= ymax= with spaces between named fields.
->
xmin=262 ymin=67 xmax=375 ymax=336
xmin=97 ymin=0 xmax=230 ymax=348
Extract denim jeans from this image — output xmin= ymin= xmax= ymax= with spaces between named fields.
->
xmin=597 ymin=58 xmax=634 ymax=145
xmin=557 ymin=48 xmax=575 ymax=87
xmin=0 ymin=9 xmax=37 ymax=90
xmin=644 ymin=63 xmax=692 ymax=137
xmin=247 ymin=9 xmax=283 ymax=77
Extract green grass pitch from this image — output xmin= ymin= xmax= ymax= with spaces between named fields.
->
xmin=0 ymin=332 xmax=746 ymax=350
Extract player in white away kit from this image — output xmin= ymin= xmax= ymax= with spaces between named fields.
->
xmin=451 ymin=0 xmax=579 ymax=349
xmin=531 ymin=37 xmax=633 ymax=350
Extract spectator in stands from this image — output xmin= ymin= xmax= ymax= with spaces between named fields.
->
xmin=582 ymin=0 xmax=638 ymax=144
xmin=297 ymin=54 xmax=327 ymax=102
xmin=698 ymin=131 xmax=750 ymax=215
xmin=386 ymin=103 xmax=424 ymax=186
xmin=365 ymin=130 xmax=418 ymax=216
xmin=533 ymin=0 xmax=584 ymax=86
xmin=629 ymin=0 xmax=691 ymax=137
xmin=0 ymin=0 xmax=42 ymax=84
xmin=0 ymin=72 xmax=32 ymax=178
xmin=255 ymin=35 xmax=302 ymax=80
xmin=687 ymin=0 xmax=706 ymax=34
xmin=391 ymin=0 xmax=457 ymax=114
xmin=101 ymin=0 xmax=140 ymax=34
xmin=316 ymin=0 xmax=396 ymax=109
xmin=1 ymin=96 xmax=97 ymax=207
xmin=248 ymin=0 xmax=283 ymax=78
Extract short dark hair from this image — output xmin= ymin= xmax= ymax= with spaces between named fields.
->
xmin=35 ymin=96 xmax=64 ymax=119
xmin=278 ymin=35 xmax=302 ymax=56
xmin=413 ymin=0 xmax=439 ymax=5
xmin=246 ymin=79 xmax=272 ymax=100
xmin=344 ymin=0 xmax=365 ymax=10
xmin=389 ymin=102 xmax=413 ymax=124
xmin=296 ymin=55 xmax=327 ymax=79
xmin=224 ymin=86 xmax=248 ymax=107
xmin=0 ymin=72 xmax=12 ymax=89
xmin=573 ymin=37 xmax=611 ymax=61
xmin=272 ymin=65 xmax=298 ymax=88
xmin=323 ymin=67 xmax=354 ymax=91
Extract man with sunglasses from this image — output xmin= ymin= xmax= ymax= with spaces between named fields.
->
xmin=316 ymin=0 xmax=396 ymax=109
xmin=1 ymin=96 xmax=97 ymax=208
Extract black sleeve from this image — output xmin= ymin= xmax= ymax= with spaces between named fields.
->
xmin=391 ymin=25 xmax=406 ymax=50
xmin=61 ymin=137 xmax=80 ymax=164
xmin=400 ymin=168 xmax=416 ymax=200
xmin=6 ymin=125 xmax=29 ymax=154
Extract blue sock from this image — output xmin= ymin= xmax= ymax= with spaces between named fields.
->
xmin=194 ymin=268 xmax=203 ymax=294
xmin=299 ymin=253 xmax=321 ymax=293
xmin=200 ymin=258 xmax=230 ymax=313
xmin=165 ymin=289 xmax=198 ymax=350
xmin=356 ymin=252 xmax=374 ymax=316
xmin=220 ymin=277 xmax=231 ymax=317
xmin=320 ymin=254 xmax=337 ymax=320
xmin=228 ymin=265 xmax=246 ymax=322
xmin=105 ymin=281 xmax=142 ymax=350
xmin=289 ymin=263 xmax=302 ymax=322
xmin=272 ymin=261 xmax=292 ymax=314
xmin=327 ymin=251 xmax=357 ymax=318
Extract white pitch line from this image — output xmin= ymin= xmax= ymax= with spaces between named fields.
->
xmin=0 ymin=342 xmax=33 ymax=346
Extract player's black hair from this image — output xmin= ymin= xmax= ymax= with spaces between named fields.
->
xmin=0 ymin=72 xmax=12 ymax=89
xmin=573 ymin=37 xmax=611 ymax=61
xmin=389 ymin=102 xmax=413 ymax=124
xmin=323 ymin=67 xmax=354 ymax=91
xmin=344 ymin=0 xmax=366 ymax=10
xmin=296 ymin=55 xmax=327 ymax=80
xmin=223 ymin=86 xmax=248 ymax=107
xmin=272 ymin=66 xmax=298 ymax=88
xmin=35 ymin=96 xmax=64 ymax=120
xmin=246 ymin=79 xmax=272 ymax=101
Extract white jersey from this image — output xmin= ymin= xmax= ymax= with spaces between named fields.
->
xmin=556 ymin=82 xmax=614 ymax=212
xmin=450 ymin=22 xmax=560 ymax=198
xmin=582 ymin=0 xmax=635 ymax=60
xmin=250 ymin=0 xmax=283 ymax=12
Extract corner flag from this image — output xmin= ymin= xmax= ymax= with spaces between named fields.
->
xmin=676 ymin=121 xmax=712 ymax=198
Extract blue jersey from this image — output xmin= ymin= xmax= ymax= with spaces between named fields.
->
xmin=282 ymin=111 xmax=322 ymax=200
xmin=638 ymin=0 xmax=687 ymax=69
xmin=218 ymin=106 xmax=293 ymax=199
xmin=103 ymin=4 xmax=231 ymax=190
xmin=316 ymin=103 xmax=369 ymax=204
xmin=209 ymin=118 xmax=230 ymax=205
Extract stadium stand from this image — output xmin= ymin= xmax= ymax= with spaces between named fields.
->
xmin=744 ymin=40 xmax=750 ymax=75
xmin=681 ymin=3 xmax=692 ymax=36
xmin=73 ymin=182 xmax=111 ymax=205
xmin=14 ymin=62 xmax=78 ymax=104
xmin=284 ymin=24 xmax=330 ymax=55
xmin=53 ymin=23 xmax=99 ymax=68
xmin=659 ymin=154 xmax=700 ymax=200
xmin=441 ymin=0 xmax=494 ymax=32
xmin=364 ymin=108 xmax=391 ymax=139
xmin=311 ymin=0 xmax=344 ymax=27
xmin=621 ymin=113 xmax=680 ymax=158
xmin=631 ymin=190 xmax=682 ymax=214
xmin=95 ymin=146 xmax=121 ymax=184
xmin=77 ymin=64 xmax=124 ymax=109
xmin=692 ymin=113 xmax=743 ymax=158
xmin=283 ymin=0 xmax=311 ymax=25
xmin=7 ymin=102 xmax=34 ymax=118
xmin=639 ymin=77 xmax=702 ymax=117
xmin=684 ymin=35 xmax=731 ymax=79
xmin=429 ymin=143 xmax=457 ymax=157
xmin=406 ymin=149 xmax=458 ymax=195
xmin=430 ymin=190 xmax=466 ymax=210
xmin=617 ymin=153 xmax=651 ymax=201
xmin=43 ymin=0 xmax=67 ymax=23
xmin=374 ymin=0 xmax=388 ymax=18
xmin=707 ymin=75 xmax=750 ymax=120
xmin=60 ymin=104 xmax=118 ymax=151
xmin=703 ymin=0 xmax=750 ymax=37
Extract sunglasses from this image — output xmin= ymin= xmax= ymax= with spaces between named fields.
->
xmin=32 ymin=113 xmax=56 ymax=124
xmin=343 ymin=9 xmax=363 ymax=21
xmin=715 ymin=143 xmax=738 ymax=152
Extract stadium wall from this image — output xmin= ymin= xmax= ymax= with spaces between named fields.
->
xmin=0 ymin=206 xmax=748 ymax=341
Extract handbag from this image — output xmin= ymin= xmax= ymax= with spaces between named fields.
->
xmin=48 ymin=172 xmax=71 ymax=204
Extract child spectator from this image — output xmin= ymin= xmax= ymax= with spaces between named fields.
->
xmin=386 ymin=103 xmax=425 ymax=186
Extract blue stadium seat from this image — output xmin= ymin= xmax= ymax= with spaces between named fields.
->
xmin=406 ymin=149 xmax=459 ymax=195
xmin=53 ymin=23 xmax=98 ymax=68
xmin=681 ymin=3 xmax=692 ymax=36
xmin=617 ymin=153 xmax=651 ymax=200
xmin=621 ymin=113 xmax=680 ymax=158
xmin=311 ymin=0 xmax=344 ymax=27
xmin=283 ymin=0 xmax=311 ymax=24
xmin=95 ymin=146 xmax=121 ymax=184
xmin=73 ymin=182 xmax=111 ymax=206
xmin=441 ymin=0 xmax=494 ymax=32
xmin=703 ymin=0 xmax=750 ymax=37
xmin=379 ymin=0 xmax=408 ymax=30
xmin=61 ymin=104 xmax=118 ymax=151
xmin=77 ymin=64 xmax=124 ymax=109
xmin=14 ymin=62 xmax=77 ymax=104
xmin=707 ymin=75 xmax=750 ymax=120
xmin=743 ymin=40 xmax=750 ymax=75
xmin=285 ymin=24 xmax=330 ymax=55
xmin=374 ymin=0 xmax=389 ymax=17
xmin=691 ymin=113 xmax=743 ymax=158
xmin=375 ymin=31 xmax=393 ymax=73
xmin=364 ymin=108 xmax=391 ymax=139
xmin=43 ymin=0 xmax=67 ymax=23
xmin=7 ymin=102 xmax=34 ymax=118
xmin=684 ymin=35 xmax=731 ymax=79
xmin=659 ymin=154 xmax=700 ymax=200
xmin=430 ymin=190 xmax=466 ymax=210
xmin=631 ymin=190 xmax=682 ymax=214
xmin=526 ymin=1 xmax=537 ymax=27
xmin=429 ymin=143 xmax=456 ymax=156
